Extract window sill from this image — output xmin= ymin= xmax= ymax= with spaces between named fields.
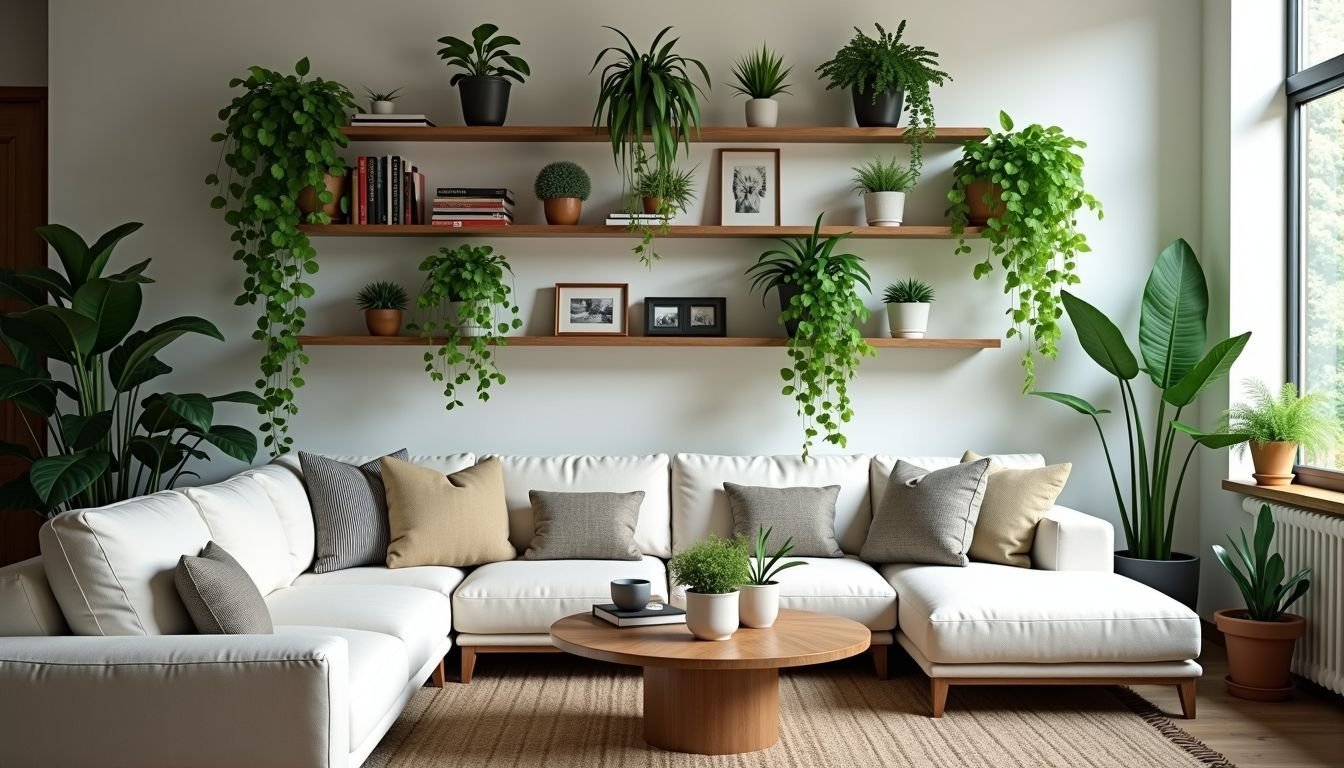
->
xmin=1221 ymin=479 xmax=1344 ymax=519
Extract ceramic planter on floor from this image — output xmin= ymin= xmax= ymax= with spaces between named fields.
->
xmin=1215 ymin=609 xmax=1306 ymax=701
xmin=364 ymin=309 xmax=402 ymax=337
xmin=863 ymin=191 xmax=906 ymax=226
xmin=851 ymin=86 xmax=904 ymax=127
xmin=297 ymin=173 xmax=346 ymax=221
xmin=886 ymin=302 xmax=930 ymax=339
xmin=1113 ymin=551 xmax=1200 ymax=610
xmin=738 ymin=583 xmax=780 ymax=628
xmin=684 ymin=590 xmax=740 ymax=641
xmin=745 ymin=98 xmax=779 ymax=127
xmin=543 ymin=198 xmax=582 ymax=225
xmin=964 ymin=180 xmax=1005 ymax=226
xmin=1249 ymin=441 xmax=1298 ymax=486
xmin=449 ymin=301 xmax=486 ymax=338
xmin=371 ymin=100 xmax=395 ymax=115
xmin=458 ymin=76 xmax=511 ymax=126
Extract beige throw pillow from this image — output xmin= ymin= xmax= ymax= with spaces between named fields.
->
xmin=382 ymin=456 xmax=516 ymax=568
xmin=962 ymin=450 xmax=1071 ymax=567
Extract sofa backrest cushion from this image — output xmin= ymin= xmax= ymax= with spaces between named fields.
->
xmin=39 ymin=491 xmax=209 ymax=635
xmin=870 ymin=454 xmax=1045 ymax=517
xmin=672 ymin=454 xmax=872 ymax=555
xmin=0 ymin=557 xmax=69 ymax=636
xmin=247 ymin=463 xmax=316 ymax=581
xmin=182 ymin=475 xmax=292 ymax=594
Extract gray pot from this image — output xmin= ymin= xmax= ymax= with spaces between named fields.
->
xmin=1113 ymin=551 xmax=1200 ymax=610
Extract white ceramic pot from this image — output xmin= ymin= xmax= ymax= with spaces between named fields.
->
xmin=371 ymin=100 xmax=395 ymax=115
xmin=863 ymin=191 xmax=906 ymax=226
xmin=449 ymin=301 xmax=487 ymax=338
xmin=887 ymin=302 xmax=930 ymax=339
xmin=684 ymin=590 xmax=740 ymax=641
xmin=745 ymin=98 xmax=779 ymax=128
xmin=738 ymin=583 xmax=780 ymax=628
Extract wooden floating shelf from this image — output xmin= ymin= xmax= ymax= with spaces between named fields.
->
xmin=342 ymin=125 xmax=989 ymax=144
xmin=297 ymin=335 xmax=1001 ymax=349
xmin=300 ymin=224 xmax=982 ymax=240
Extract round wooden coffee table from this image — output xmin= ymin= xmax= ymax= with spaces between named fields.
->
xmin=550 ymin=608 xmax=870 ymax=755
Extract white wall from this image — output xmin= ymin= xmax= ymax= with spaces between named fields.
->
xmin=0 ymin=0 xmax=46 ymax=86
xmin=47 ymin=0 xmax=1203 ymax=543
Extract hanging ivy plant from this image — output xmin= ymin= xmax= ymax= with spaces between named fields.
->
xmin=208 ymin=57 xmax=354 ymax=455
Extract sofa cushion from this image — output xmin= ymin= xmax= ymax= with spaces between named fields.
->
xmin=882 ymin=562 xmax=1201 ymax=664
xmin=453 ymin=555 xmax=668 ymax=635
xmin=300 ymin=450 xmax=407 ymax=574
xmin=183 ymin=475 xmax=292 ymax=594
xmin=266 ymin=585 xmax=451 ymax=670
xmin=246 ymin=463 xmax=316 ymax=581
xmin=382 ymin=457 xmax=516 ymax=568
xmin=862 ymin=459 xmax=993 ymax=566
xmin=870 ymin=454 xmax=1045 ymax=515
xmin=175 ymin=542 xmax=274 ymax=634
xmin=963 ymin=451 xmax=1072 ymax=568
xmin=40 ymin=491 xmax=209 ymax=635
xmin=724 ymin=482 xmax=843 ymax=558
xmin=290 ymin=565 xmax=466 ymax=600
xmin=0 ymin=557 xmax=68 ymax=636
xmin=524 ymin=490 xmax=644 ymax=561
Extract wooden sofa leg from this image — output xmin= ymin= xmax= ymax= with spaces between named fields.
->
xmin=429 ymin=658 xmax=446 ymax=688
xmin=930 ymin=678 xmax=949 ymax=718
xmin=871 ymin=645 xmax=889 ymax=680
xmin=1177 ymin=680 xmax=1196 ymax=719
xmin=459 ymin=647 xmax=477 ymax=684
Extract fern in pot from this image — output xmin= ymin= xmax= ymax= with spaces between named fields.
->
xmin=668 ymin=535 xmax=750 ymax=640
xmin=883 ymin=278 xmax=934 ymax=339
xmin=730 ymin=44 xmax=792 ymax=127
xmin=852 ymin=156 xmax=916 ymax=226
xmin=739 ymin=527 xmax=807 ymax=628
xmin=1228 ymin=379 xmax=1338 ymax=486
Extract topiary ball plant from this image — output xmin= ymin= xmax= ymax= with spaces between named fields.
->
xmin=533 ymin=161 xmax=592 ymax=201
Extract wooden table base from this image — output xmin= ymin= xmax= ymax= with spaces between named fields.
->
xmin=642 ymin=667 xmax=780 ymax=755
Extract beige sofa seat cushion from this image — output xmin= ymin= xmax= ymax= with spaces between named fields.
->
xmin=290 ymin=565 xmax=466 ymax=600
xmin=183 ymin=475 xmax=293 ymax=594
xmin=962 ymin=450 xmax=1072 ymax=567
xmin=382 ymin=457 xmax=516 ymax=568
xmin=453 ymin=555 xmax=668 ymax=635
xmin=266 ymin=585 xmax=451 ymax=670
xmin=882 ymin=562 xmax=1201 ymax=664
xmin=0 ymin=557 xmax=68 ymax=636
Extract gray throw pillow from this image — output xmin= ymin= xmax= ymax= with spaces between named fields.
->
xmin=175 ymin=542 xmax=273 ymax=634
xmin=523 ymin=490 xmax=645 ymax=560
xmin=861 ymin=458 xmax=993 ymax=566
xmin=723 ymin=482 xmax=843 ymax=558
xmin=300 ymin=449 xmax=408 ymax=573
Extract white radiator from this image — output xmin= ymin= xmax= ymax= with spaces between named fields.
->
xmin=1241 ymin=498 xmax=1344 ymax=694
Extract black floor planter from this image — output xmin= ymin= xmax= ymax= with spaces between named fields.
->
xmin=851 ymin=87 xmax=904 ymax=127
xmin=1113 ymin=551 xmax=1200 ymax=610
xmin=459 ymin=76 xmax=511 ymax=126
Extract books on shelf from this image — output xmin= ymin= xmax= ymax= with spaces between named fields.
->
xmin=432 ymin=187 xmax=514 ymax=227
xmin=592 ymin=602 xmax=686 ymax=628
xmin=349 ymin=156 xmax=426 ymax=226
xmin=350 ymin=113 xmax=435 ymax=127
xmin=605 ymin=213 xmax=671 ymax=226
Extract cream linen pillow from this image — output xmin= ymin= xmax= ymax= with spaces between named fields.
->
xmin=382 ymin=456 xmax=516 ymax=567
xmin=962 ymin=450 xmax=1071 ymax=567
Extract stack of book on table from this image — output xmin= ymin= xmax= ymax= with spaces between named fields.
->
xmin=592 ymin=602 xmax=686 ymax=628
xmin=605 ymin=212 xmax=672 ymax=227
xmin=433 ymin=188 xmax=514 ymax=228
xmin=350 ymin=156 xmax=426 ymax=225
xmin=350 ymin=113 xmax=435 ymax=128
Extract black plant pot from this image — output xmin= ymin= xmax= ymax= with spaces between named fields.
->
xmin=1113 ymin=550 xmax=1200 ymax=610
xmin=459 ymin=76 xmax=511 ymax=126
xmin=851 ymin=86 xmax=905 ymax=128
xmin=778 ymin=283 xmax=802 ymax=337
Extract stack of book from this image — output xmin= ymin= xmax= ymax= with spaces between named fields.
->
xmin=350 ymin=156 xmax=426 ymax=225
xmin=605 ymin=212 xmax=671 ymax=227
xmin=350 ymin=113 xmax=435 ymax=128
xmin=433 ymin=188 xmax=514 ymax=228
xmin=592 ymin=602 xmax=686 ymax=628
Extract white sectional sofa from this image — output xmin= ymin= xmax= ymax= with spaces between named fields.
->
xmin=0 ymin=452 xmax=1203 ymax=768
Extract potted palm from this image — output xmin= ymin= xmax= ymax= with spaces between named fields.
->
xmin=1213 ymin=504 xmax=1311 ymax=701
xmin=634 ymin=165 xmax=696 ymax=218
xmin=852 ymin=156 xmax=916 ymax=226
xmin=533 ymin=161 xmax=591 ymax=225
xmin=363 ymin=87 xmax=402 ymax=115
xmin=739 ymin=527 xmax=807 ymax=628
xmin=883 ymin=278 xmax=934 ymax=338
xmin=357 ymin=280 xmax=408 ymax=337
xmin=1229 ymin=379 xmax=1337 ymax=486
xmin=729 ymin=44 xmax=792 ymax=127
xmin=668 ymin=535 xmax=750 ymax=641
xmin=436 ymin=24 xmax=530 ymax=126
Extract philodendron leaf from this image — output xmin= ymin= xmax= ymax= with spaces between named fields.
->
xmin=1029 ymin=391 xmax=1112 ymax=416
xmin=0 ymin=306 xmax=97 ymax=364
xmin=1061 ymin=290 xmax=1138 ymax=380
xmin=35 ymin=224 xmax=92 ymax=289
xmin=111 ymin=316 xmax=222 ymax=392
xmin=161 ymin=393 xmax=214 ymax=433
xmin=59 ymin=411 xmax=114 ymax=451
xmin=71 ymin=277 xmax=144 ymax=354
xmin=28 ymin=451 xmax=111 ymax=508
xmin=1140 ymin=238 xmax=1208 ymax=389
xmin=208 ymin=391 xmax=267 ymax=407
xmin=1170 ymin=421 xmax=1251 ymax=450
xmin=203 ymin=424 xmax=259 ymax=463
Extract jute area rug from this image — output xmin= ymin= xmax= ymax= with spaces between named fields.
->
xmin=364 ymin=656 xmax=1233 ymax=768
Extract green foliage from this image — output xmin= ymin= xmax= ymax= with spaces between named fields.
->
xmin=356 ymin=281 xmax=409 ymax=311
xmin=948 ymin=111 xmax=1103 ymax=390
xmin=745 ymin=526 xmax=807 ymax=585
xmin=882 ymin=278 xmax=935 ymax=304
xmin=1229 ymin=379 xmax=1338 ymax=455
xmin=1031 ymin=239 xmax=1252 ymax=560
xmin=1213 ymin=504 xmax=1311 ymax=621
xmin=436 ymin=24 xmax=530 ymax=86
xmin=0 ymin=222 xmax=260 ymax=518
xmin=634 ymin=165 xmax=697 ymax=212
xmin=407 ymin=245 xmax=523 ymax=410
xmin=851 ymin=156 xmax=917 ymax=193
xmin=815 ymin=21 xmax=949 ymax=176
xmin=667 ymin=535 xmax=750 ymax=594
xmin=208 ymin=57 xmax=354 ymax=456
xmin=363 ymin=86 xmax=402 ymax=102
xmin=746 ymin=214 xmax=875 ymax=459
xmin=533 ymin=161 xmax=592 ymax=201
xmin=730 ymin=44 xmax=792 ymax=99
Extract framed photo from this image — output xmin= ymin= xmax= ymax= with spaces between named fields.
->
xmin=643 ymin=297 xmax=727 ymax=337
xmin=555 ymin=283 xmax=629 ymax=336
xmin=720 ymin=148 xmax=781 ymax=226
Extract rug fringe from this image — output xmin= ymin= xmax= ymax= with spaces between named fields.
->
xmin=1111 ymin=687 xmax=1238 ymax=768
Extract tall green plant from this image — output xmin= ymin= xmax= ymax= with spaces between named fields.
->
xmin=1213 ymin=504 xmax=1311 ymax=621
xmin=208 ymin=57 xmax=355 ymax=456
xmin=1032 ymin=239 xmax=1251 ymax=560
xmin=0 ymin=223 xmax=260 ymax=517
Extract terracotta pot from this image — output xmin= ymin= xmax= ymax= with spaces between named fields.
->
xmin=642 ymin=196 xmax=663 ymax=215
xmin=1215 ymin=609 xmax=1305 ymax=701
xmin=364 ymin=309 xmax=402 ymax=337
xmin=543 ymin=197 xmax=582 ymax=225
xmin=964 ymin=179 xmax=1005 ymax=226
xmin=1249 ymin=440 xmax=1297 ymax=486
xmin=298 ymin=173 xmax=346 ymax=221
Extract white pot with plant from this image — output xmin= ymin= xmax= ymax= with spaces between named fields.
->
xmin=364 ymin=87 xmax=402 ymax=115
xmin=730 ymin=44 xmax=791 ymax=128
xmin=668 ymin=535 xmax=749 ymax=641
xmin=739 ymin=526 xmax=807 ymax=628
xmin=883 ymin=278 xmax=934 ymax=338
xmin=852 ymin=156 xmax=916 ymax=226
xmin=1229 ymin=379 xmax=1338 ymax=486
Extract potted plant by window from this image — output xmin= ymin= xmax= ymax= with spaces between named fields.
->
xmin=730 ymin=44 xmax=792 ymax=128
xmin=436 ymin=24 xmax=530 ymax=126
xmin=364 ymin=87 xmax=402 ymax=115
xmin=668 ymin=535 xmax=750 ymax=641
xmin=949 ymin=111 xmax=1102 ymax=389
xmin=746 ymin=214 xmax=875 ymax=459
xmin=634 ymin=165 xmax=696 ymax=218
xmin=852 ymin=156 xmax=916 ymax=226
xmin=1032 ymin=239 xmax=1252 ymax=609
xmin=1213 ymin=504 xmax=1311 ymax=701
xmin=408 ymin=244 xmax=523 ymax=410
xmin=1229 ymin=379 xmax=1337 ymax=486
xmin=357 ymin=280 xmax=408 ymax=337
xmin=882 ymin=278 xmax=934 ymax=338
xmin=533 ymin=161 xmax=592 ymax=225
xmin=739 ymin=527 xmax=806 ymax=628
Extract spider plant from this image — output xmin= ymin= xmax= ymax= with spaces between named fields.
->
xmin=745 ymin=527 xmax=807 ymax=585
xmin=634 ymin=165 xmax=697 ymax=215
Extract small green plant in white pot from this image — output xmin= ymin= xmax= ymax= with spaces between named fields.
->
xmin=364 ymin=86 xmax=403 ymax=115
xmin=883 ymin=278 xmax=934 ymax=338
xmin=739 ymin=527 xmax=807 ymax=628
xmin=667 ymin=535 xmax=750 ymax=641
xmin=730 ymin=44 xmax=792 ymax=127
xmin=852 ymin=156 xmax=916 ymax=226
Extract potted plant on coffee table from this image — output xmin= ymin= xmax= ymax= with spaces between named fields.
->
xmin=534 ymin=161 xmax=592 ymax=225
xmin=852 ymin=156 xmax=916 ymax=226
xmin=668 ymin=535 xmax=750 ymax=641
xmin=436 ymin=23 xmax=530 ymax=126
xmin=363 ymin=87 xmax=403 ymax=115
xmin=739 ymin=527 xmax=806 ymax=629
xmin=1229 ymin=379 xmax=1337 ymax=486
xmin=882 ymin=278 xmax=934 ymax=338
xmin=357 ymin=280 xmax=408 ymax=337
xmin=730 ymin=43 xmax=792 ymax=127
xmin=1213 ymin=503 xmax=1311 ymax=701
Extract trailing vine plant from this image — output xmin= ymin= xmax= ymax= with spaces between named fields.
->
xmin=208 ymin=58 xmax=354 ymax=455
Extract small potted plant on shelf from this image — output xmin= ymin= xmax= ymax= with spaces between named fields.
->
xmin=1213 ymin=504 xmax=1311 ymax=701
xmin=534 ymin=161 xmax=592 ymax=225
xmin=436 ymin=23 xmax=530 ymax=126
xmin=739 ymin=527 xmax=806 ymax=629
xmin=667 ymin=535 xmax=750 ymax=641
xmin=730 ymin=43 xmax=792 ymax=128
xmin=364 ymin=87 xmax=402 ymax=115
xmin=634 ymin=165 xmax=697 ymax=218
xmin=882 ymin=278 xmax=934 ymax=339
xmin=1229 ymin=379 xmax=1338 ymax=486
xmin=852 ymin=156 xmax=916 ymax=226
xmin=356 ymin=280 xmax=408 ymax=337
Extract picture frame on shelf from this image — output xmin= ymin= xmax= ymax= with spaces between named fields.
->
xmin=555 ymin=283 xmax=629 ymax=336
xmin=719 ymin=148 xmax=781 ymax=226
xmin=643 ymin=297 xmax=727 ymax=337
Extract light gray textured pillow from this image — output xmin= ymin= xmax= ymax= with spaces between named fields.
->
xmin=523 ymin=490 xmax=645 ymax=560
xmin=860 ymin=458 xmax=993 ymax=566
xmin=174 ymin=542 xmax=273 ymax=634
xmin=300 ymin=449 xmax=408 ymax=573
xmin=724 ymin=482 xmax=843 ymax=558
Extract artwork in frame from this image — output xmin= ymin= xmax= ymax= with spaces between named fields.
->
xmin=719 ymin=148 xmax=781 ymax=226
xmin=555 ymin=283 xmax=629 ymax=336
xmin=643 ymin=297 xmax=727 ymax=337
